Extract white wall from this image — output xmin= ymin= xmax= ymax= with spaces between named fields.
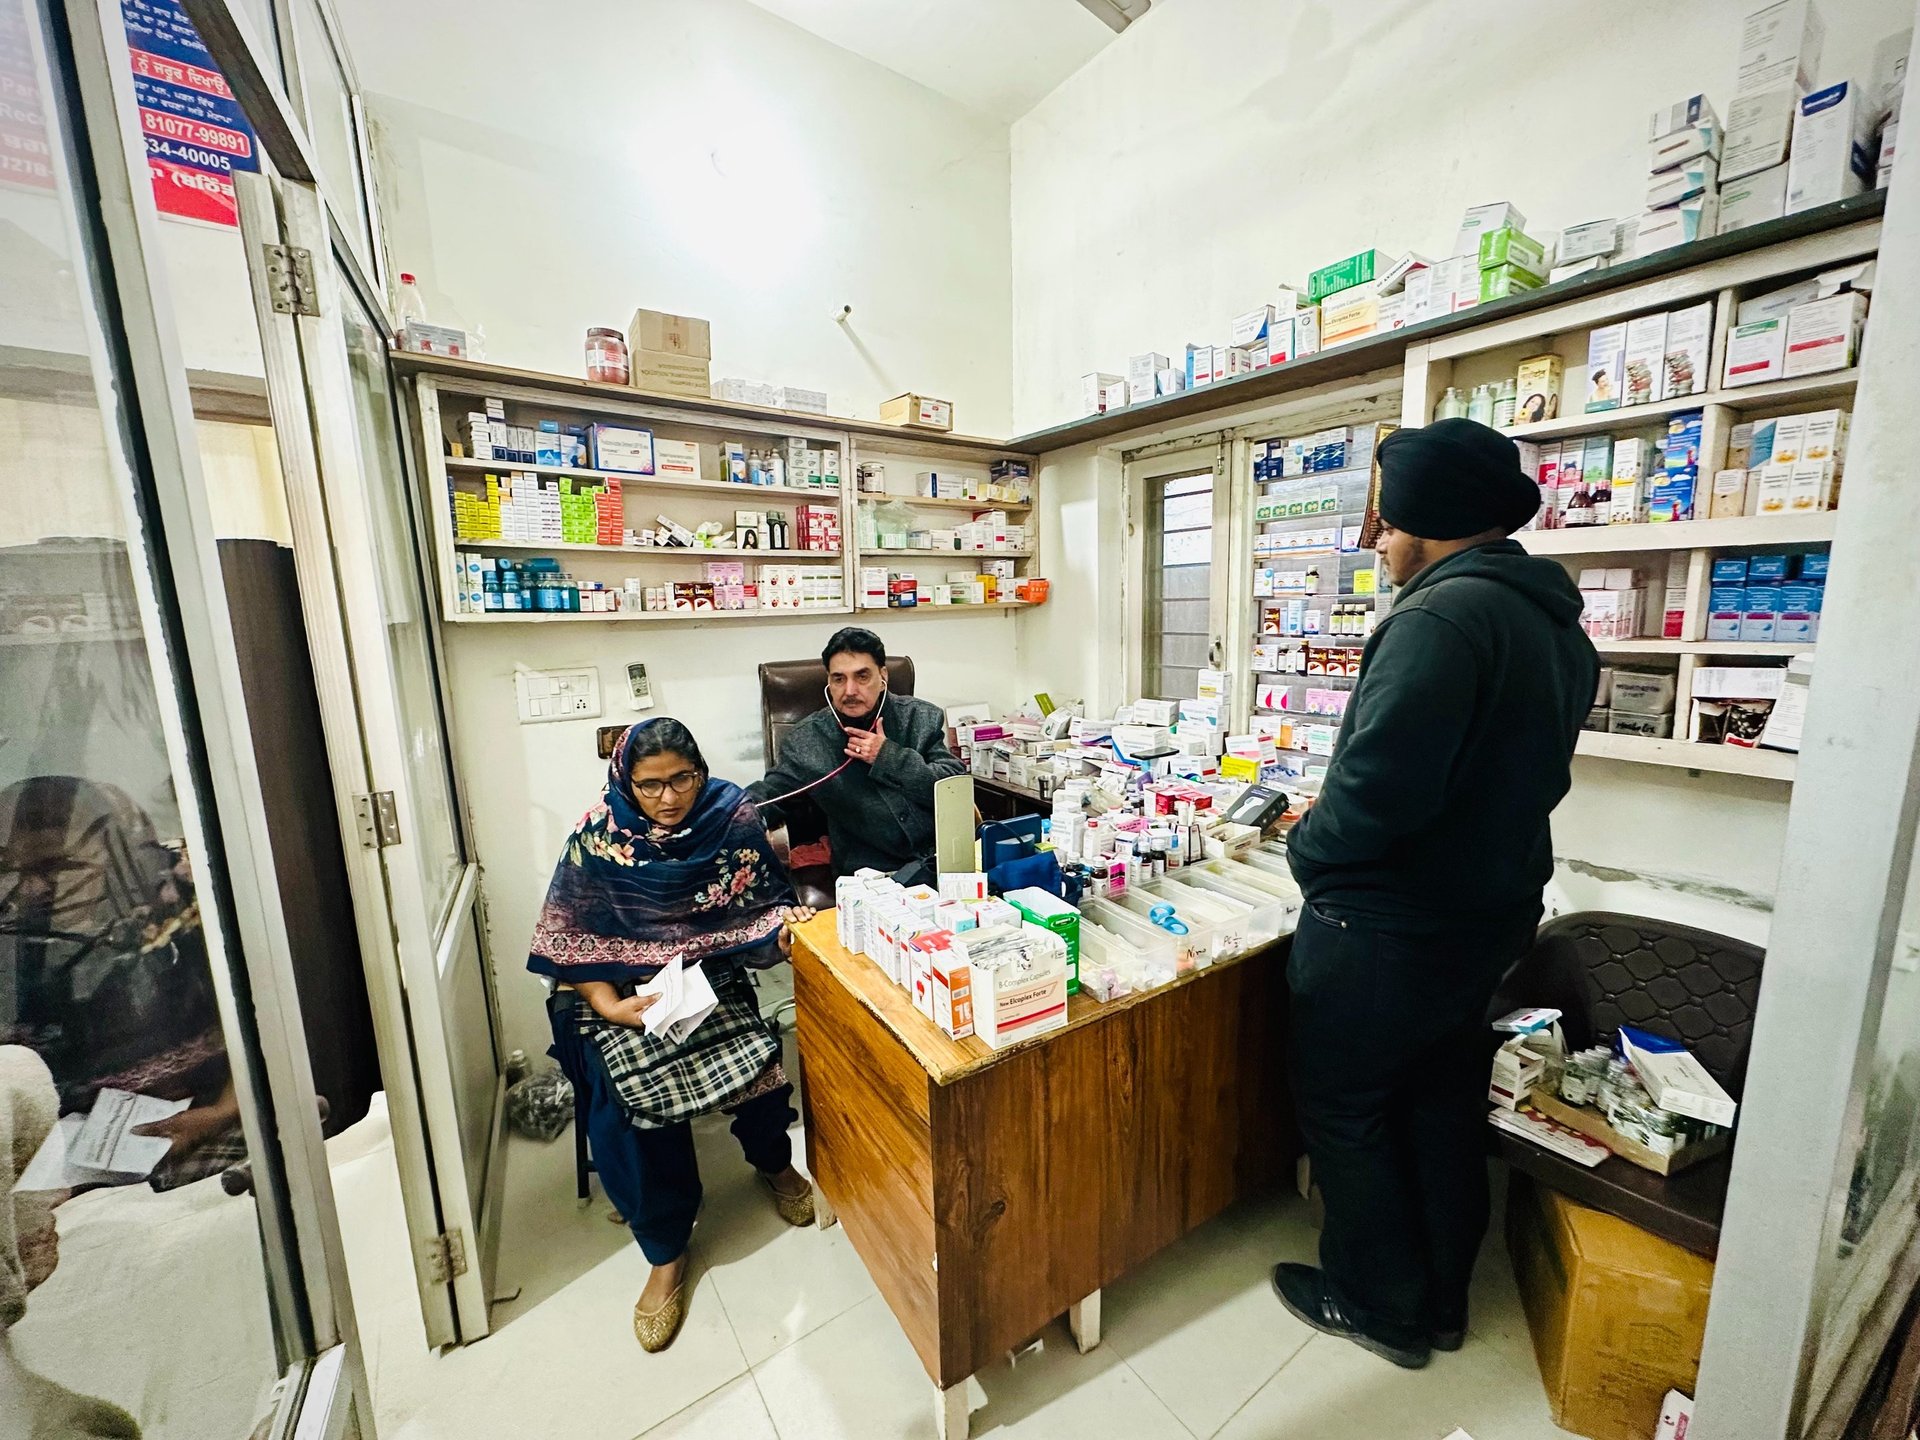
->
xmin=335 ymin=0 xmax=1013 ymax=435
xmin=322 ymin=0 xmax=1022 ymax=1054
xmin=1008 ymin=0 xmax=1911 ymax=926
xmin=1010 ymin=0 xmax=1914 ymax=434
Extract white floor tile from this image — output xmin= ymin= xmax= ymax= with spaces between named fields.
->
xmin=972 ymin=1319 xmax=1191 ymax=1440
xmin=1215 ymin=1332 xmax=1578 ymax=1440
xmin=637 ymin=1375 xmax=781 ymax=1440
xmin=1103 ymin=1196 xmax=1318 ymax=1439
xmin=750 ymin=1294 xmax=943 ymax=1440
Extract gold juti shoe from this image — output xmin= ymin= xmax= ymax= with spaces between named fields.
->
xmin=761 ymin=1171 xmax=817 ymax=1228
xmin=633 ymin=1273 xmax=689 ymax=1352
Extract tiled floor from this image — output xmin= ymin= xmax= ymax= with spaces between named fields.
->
xmin=342 ymin=1096 xmax=1581 ymax=1440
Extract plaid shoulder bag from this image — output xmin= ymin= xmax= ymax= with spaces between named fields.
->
xmin=582 ymin=963 xmax=782 ymax=1129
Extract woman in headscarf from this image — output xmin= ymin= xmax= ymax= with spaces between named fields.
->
xmin=529 ymin=718 xmax=816 ymax=1353
xmin=0 ymin=776 xmax=244 ymax=1192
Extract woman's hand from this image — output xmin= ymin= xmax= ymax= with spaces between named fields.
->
xmin=777 ymin=905 xmax=817 ymax=956
xmin=133 ymin=1084 xmax=240 ymax=1156
xmin=602 ymin=993 xmax=659 ymax=1029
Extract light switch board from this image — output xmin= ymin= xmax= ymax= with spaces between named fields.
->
xmin=516 ymin=668 xmax=602 ymax=724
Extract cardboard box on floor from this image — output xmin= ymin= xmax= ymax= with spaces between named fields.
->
xmin=1506 ymin=1175 xmax=1713 ymax=1440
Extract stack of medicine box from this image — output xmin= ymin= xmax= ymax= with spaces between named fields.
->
xmin=1476 ymin=223 xmax=1549 ymax=304
xmin=1408 ymin=202 xmax=1526 ymax=323
xmin=794 ymin=503 xmax=840 ymax=553
xmin=1576 ymin=302 xmax=1713 ymax=425
xmin=1643 ymin=95 xmax=1723 ymax=254
xmin=1722 ymin=272 xmax=1869 ymax=391
xmin=1604 ymin=668 xmax=1680 ymax=741
xmin=1577 ymin=565 xmax=1657 ymax=645
xmin=1718 ymin=407 xmax=1849 ymax=517
xmin=1706 ymin=550 xmax=1828 ymax=646
xmin=1718 ymin=1 xmax=1820 ymax=230
xmin=1127 ymin=350 xmax=1186 ymax=405
xmin=1309 ymin=253 xmax=1390 ymax=349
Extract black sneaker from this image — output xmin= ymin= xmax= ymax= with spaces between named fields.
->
xmin=1430 ymin=1325 xmax=1466 ymax=1353
xmin=1270 ymin=1263 xmax=1431 ymax=1370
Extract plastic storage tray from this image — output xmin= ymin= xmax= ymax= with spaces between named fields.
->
xmin=1141 ymin=879 xmax=1252 ymax=955
xmin=1081 ymin=896 xmax=1206 ymax=976
xmin=1162 ymin=869 xmax=1287 ymax=942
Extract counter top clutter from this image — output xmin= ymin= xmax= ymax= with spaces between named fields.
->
xmin=831 ymin=843 xmax=1299 ymax=1055
xmin=1073 ymin=0 xmax=1903 ymax=427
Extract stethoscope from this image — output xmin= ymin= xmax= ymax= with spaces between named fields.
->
xmin=751 ymin=683 xmax=890 ymax=810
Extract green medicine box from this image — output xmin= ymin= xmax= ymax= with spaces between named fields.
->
xmin=1478 ymin=226 xmax=1549 ymax=282
xmin=1004 ymin=887 xmax=1081 ymax=995
xmin=1307 ymin=249 xmax=1387 ymax=303
xmin=1480 ymin=263 xmax=1547 ymax=303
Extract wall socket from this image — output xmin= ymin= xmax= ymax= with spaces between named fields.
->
xmin=515 ymin=668 xmax=602 ymax=724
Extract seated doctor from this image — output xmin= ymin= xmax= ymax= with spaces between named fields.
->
xmin=749 ymin=627 xmax=964 ymax=884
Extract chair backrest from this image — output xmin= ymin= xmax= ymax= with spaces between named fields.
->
xmin=1488 ymin=911 xmax=1765 ymax=1098
xmin=757 ymin=655 xmax=917 ymax=768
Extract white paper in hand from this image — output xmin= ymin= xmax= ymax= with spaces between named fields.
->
xmin=638 ymin=958 xmax=719 ymax=1044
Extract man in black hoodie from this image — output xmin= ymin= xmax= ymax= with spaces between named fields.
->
xmin=1272 ymin=419 xmax=1598 ymax=1370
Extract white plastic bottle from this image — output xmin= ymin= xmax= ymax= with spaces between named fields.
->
xmin=393 ymin=272 xmax=429 ymax=337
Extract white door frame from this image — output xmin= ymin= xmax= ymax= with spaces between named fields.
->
xmin=1696 ymin=19 xmax=1920 ymax=1434
xmin=51 ymin=0 xmax=368 ymax=1401
xmin=235 ymin=169 xmax=503 ymax=1343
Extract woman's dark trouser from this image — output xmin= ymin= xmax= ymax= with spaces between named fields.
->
xmin=1287 ymin=901 xmax=1538 ymax=1337
xmin=578 ymin=1047 xmax=797 ymax=1265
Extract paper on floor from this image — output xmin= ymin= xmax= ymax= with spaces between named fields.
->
xmin=638 ymin=958 xmax=718 ymax=1043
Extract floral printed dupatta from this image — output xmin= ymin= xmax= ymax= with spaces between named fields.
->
xmin=526 ymin=726 xmax=794 ymax=986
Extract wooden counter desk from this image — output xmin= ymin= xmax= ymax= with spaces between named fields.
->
xmin=789 ymin=911 xmax=1298 ymax=1437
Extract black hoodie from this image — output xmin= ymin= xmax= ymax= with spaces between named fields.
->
xmin=1286 ymin=539 xmax=1599 ymax=923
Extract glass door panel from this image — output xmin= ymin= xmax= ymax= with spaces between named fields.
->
xmin=2 ymin=0 xmax=282 ymax=1431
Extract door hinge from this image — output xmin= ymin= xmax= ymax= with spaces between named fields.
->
xmin=420 ymin=1229 xmax=468 ymax=1284
xmin=354 ymin=791 xmax=403 ymax=849
xmin=263 ymin=243 xmax=319 ymax=316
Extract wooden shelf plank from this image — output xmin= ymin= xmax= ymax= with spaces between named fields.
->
xmin=1503 ymin=371 xmax=1860 ymax=443
xmin=858 ymin=548 xmax=1033 ymax=560
xmin=447 ymin=606 xmax=853 ymax=625
xmin=1520 ymin=512 xmax=1839 ymax=556
xmin=394 ymin=351 xmax=1025 ymax=457
xmin=1576 ymin=730 xmax=1796 ymax=781
xmin=856 ymin=492 xmax=1034 ymax=511
xmin=448 ymin=538 xmax=838 ymax=559
xmin=1595 ymin=639 xmax=1817 ymax=656
xmin=442 ymin=455 xmax=841 ymax=503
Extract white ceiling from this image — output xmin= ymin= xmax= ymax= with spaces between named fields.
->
xmin=741 ymin=0 xmax=1120 ymax=123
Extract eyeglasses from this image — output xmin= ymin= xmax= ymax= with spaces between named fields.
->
xmin=633 ymin=770 xmax=701 ymax=800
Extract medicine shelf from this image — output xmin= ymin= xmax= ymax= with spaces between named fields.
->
xmin=442 ymin=456 xmax=840 ymax=504
xmin=857 ymin=493 xmax=1033 ymax=512
xmin=1520 ymin=512 xmax=1839 ymax=556
xmin=1576 ymin=731 xmax=1797 ymax=782
xmin=1500 ymin=371 xmax=1860 ymax=444
xmin=857 ymin=548 xmax=1033 ymax=560
xmin=856 ymin=601 xmax=1044 ymax=615
xmin=1256 ymin=592 xmax=1379 ymax=603
xmin=1596 ymin=639 xmax=1815 ymax=657
xmin=450 ymin=539 xmax=839 ymax=560
xmin=446 ymin=606 xmax=854 ymax=625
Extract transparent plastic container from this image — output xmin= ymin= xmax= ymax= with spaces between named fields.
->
xmin=1105 ymin=887 xmax=1223 ymax=966
xmin=1080 ymin=897 xmax=1193 ymax=979
xmin=1201 ymin=859 xmax=1304 ymax=932
xmin=1079 ymin=918 xmax=1158 ymax=1000
xmin=1232 ymin=848 xmax=1296 ymax=881
xmin=1144 ymin=879 xmax=1251 ymax=956
xmin=1161 ymin=869 xmax=1284 ymax=943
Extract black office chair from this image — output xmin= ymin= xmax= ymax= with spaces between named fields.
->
xmin=546 ymin=989 xmax=598 ymax=1201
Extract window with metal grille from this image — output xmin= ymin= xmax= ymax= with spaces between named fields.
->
xmin=1143 ymin=470 xmax=1214 ymax=701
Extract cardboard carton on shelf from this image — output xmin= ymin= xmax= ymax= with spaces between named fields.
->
xmin=1507 ymin=1175 xmax=1714 ymax=1440
xmin=883 ymin=392 xmax=956 ymax=432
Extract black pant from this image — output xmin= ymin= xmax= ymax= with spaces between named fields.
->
xmin=1287 ymin=900 xmax=1537 ymax=1335
xmin=583 ymin=1062 xmax=796 ymax=1265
